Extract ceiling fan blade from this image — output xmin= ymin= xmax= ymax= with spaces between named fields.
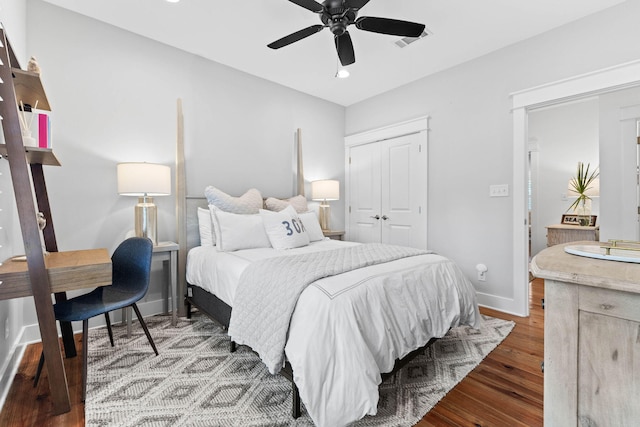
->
xmin=355 ymin=16 xmax=425 ymax=37
xmin=347 ymin=0 xmax=370 ymax=10
xmin=288 ymin=0 xmax=324 ymax=13
xmin=268 ymin=25 xmax=325 ymax=49
xmin=335 ymin=32 xmax=355 ymax=66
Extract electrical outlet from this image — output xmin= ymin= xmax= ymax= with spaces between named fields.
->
xmin=476 ymin=263 xmax=488 ymax=281
xmin=489 ymin=184 xmax=509 ymax=197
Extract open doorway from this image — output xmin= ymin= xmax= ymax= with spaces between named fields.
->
xmin=527 ymin=98 xmax=600 ymax=261
xmin=511 ymin=60 xmax=640 ymax=317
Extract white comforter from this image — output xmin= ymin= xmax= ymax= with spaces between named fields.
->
xmin=186 ymin=241 xmax=481 ymax=427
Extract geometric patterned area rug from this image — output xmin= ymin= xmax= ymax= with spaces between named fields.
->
xmin=85 ymin=313 xmax=514 ymax=427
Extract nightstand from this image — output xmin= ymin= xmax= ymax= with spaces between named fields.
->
xmin=124 ymin=241 xmax=179 ymax=334
xmin=546 ymin=224 xmax=599 ymax=247
xmin=323 ymin=230 xmax=345 ymax=241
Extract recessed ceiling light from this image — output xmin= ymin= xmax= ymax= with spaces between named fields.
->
xmin=166 ymin=0 xmax=180 ymax=3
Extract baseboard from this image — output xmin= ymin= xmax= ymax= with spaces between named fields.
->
xmin=0 ymin=341 xmax=26 ymax=413
xmin=476 ymin=292 xmax=528 ymax=317
xmin=18 ymin=297 xmax=172 ymax=344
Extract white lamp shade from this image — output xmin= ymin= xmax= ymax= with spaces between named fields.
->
xmin=117 ymin=163 xmax=171 ymax=196
xmin=567 ymin=177 xmax=599 ymax=198
xmin=311 ymin=180 xmax=339 ymax=201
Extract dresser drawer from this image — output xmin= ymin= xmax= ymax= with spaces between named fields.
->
xmin=579 ymin=285 xmax=640 ymax=323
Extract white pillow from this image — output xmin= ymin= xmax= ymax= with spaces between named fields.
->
xmin=210 ymin=206 xmax=271 ymax=251
xmin=264 ymin=195 xmax=308 ymax=213
xmin=260 ymin=205 xmax=310 ymax=250
xmin=205 ymin=187 xmax=263 ymax=214
xmin=197 ymin=207 xmax=215 ymax=246
xmin=299 ymin=211 xmax=325 ymax=242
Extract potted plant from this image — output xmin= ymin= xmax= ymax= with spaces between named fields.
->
xmin=567 ymin=162 xmax=599 ymax=226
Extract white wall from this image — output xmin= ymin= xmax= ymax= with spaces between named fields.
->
xmin=345 ymin=0 xmax=640 ymax=312
xmin=0 ymin=0 xmax=345 ymax=403
xmin=599 ymin=86 xmax=640 ymax=242
xmin=528 ymin=98 xmax=599 ymax=257
xmin=19 ymin=0 xmax=344 ymax=322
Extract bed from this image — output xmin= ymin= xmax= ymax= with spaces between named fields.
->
xmin=182 ymin=195 xmax=481 ymax=427
xmin=173 ymin=117 xmax=480 ymax=426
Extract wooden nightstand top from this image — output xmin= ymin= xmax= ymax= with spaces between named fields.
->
xmin=323 ymin=230 xmax=345 ymax=240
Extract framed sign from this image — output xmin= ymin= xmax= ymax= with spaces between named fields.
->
xmin=561 ymin=214 xmax=597 ymax=226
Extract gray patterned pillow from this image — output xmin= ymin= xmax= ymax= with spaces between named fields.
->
xmin=264 ymin=195 xmax=308 ymax=213
xmin=204 ymin=187 xmax=263 ymax=214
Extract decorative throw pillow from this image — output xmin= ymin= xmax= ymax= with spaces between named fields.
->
xmin=197 ymin=207 xmax=215 ymax=246
xmin=264 ymin=195 xmax=308 ymax=213
xmin=260 ymin=205 xmax=310 ymax=250
xmin=210 ymin=206 xmax=271 ymax=251
xmin=299 ymin=211 xmax=325 ymax=242
xmin=205 ymin=187 xmax=263 ymax=214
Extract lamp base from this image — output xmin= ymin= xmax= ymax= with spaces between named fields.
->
xmin=318 ymin=203 xmax=331 ymax=231
xmin=134 ymin=196 xmax=157 ymax=245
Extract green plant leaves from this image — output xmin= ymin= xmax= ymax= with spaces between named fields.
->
xmin=567 ymin=162 xmax=599 ymax=213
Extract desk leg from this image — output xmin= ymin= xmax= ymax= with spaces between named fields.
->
xmin=122 ymin=307 xmax=132 ymax=337
xmin=162 ymin=260 xmax=169 ymax=314
xmin=54 ymin=292 xmax=76 ymax=358
xmin=170 ymin=250 xmax=177 ymax=326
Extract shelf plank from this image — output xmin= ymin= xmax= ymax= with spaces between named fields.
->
xmin=0 ymin=249 xmax=112 ymax=300
xmin=0 ymin=144 xmax=60 ymax=166
xmin=12 ymin=67 xmax=51 ymax=111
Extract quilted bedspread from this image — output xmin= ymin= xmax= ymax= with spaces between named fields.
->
xmin=227 ymin=243 xmax=428 ymax=374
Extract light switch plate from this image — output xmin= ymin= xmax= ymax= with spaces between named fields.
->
xmin=489 ymin=184 xmax=509 ymax=197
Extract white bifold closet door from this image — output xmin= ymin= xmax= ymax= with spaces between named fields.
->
xmin=348 ymin=131 xmax=427 ymax=249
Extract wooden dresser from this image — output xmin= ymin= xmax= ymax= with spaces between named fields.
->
xmin=531 ymin=242 xmax=640 ymax=426
xmin=546 ymin=224 xmax=599 ymax=246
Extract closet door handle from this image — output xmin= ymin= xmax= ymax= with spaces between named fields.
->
xmin=370 ymin=215 xmax=380 ymax=220
xmin=382 ymin=215 xmax=389 ymax=220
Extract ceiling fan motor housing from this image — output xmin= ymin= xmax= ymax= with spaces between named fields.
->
xmin=321 ymin=0 xmax=358 ymax=35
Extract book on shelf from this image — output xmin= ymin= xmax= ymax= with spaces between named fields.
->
xmin=37 ymin=112 xmax=50 ymax=149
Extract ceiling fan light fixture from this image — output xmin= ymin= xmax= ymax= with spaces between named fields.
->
xmin=335 ymin=68 xmax=350 ymax=79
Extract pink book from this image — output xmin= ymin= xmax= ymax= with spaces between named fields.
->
xmin=38 ymin=114 xmax=49 ymax=148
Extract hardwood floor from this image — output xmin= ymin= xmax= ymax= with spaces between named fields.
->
xmin=0 ymin=280 xmax=544 ymax=426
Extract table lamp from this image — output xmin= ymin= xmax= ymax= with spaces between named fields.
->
xmin=311 ymin=179 xmax=339 ymax=231
xmin=117 ymin=162 xmax=171 ymax=245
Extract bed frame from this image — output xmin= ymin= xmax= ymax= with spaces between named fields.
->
xmin=174 ymin=107 xmax=436 ymax=419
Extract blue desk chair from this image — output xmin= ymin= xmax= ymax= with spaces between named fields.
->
xmin=34 ymin=237 xmax=158 ymax=401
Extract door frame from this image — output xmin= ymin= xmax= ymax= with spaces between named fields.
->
xmin=344 ymin=116 xmax=429 ymax=242
xmin=511 ymin=59 xmax=640 ymax=316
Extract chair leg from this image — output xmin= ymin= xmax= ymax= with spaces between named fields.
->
xmin=33 ymin=352 xmax=45 ymax=387
xmin=82 ymin=319 xmax=89 ymax=402
xmin=105 ymin=312 xmax=114 ymax=347
xmin=131 ymin=303 xmax=159 ymax=356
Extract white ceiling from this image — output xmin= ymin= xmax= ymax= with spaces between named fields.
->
xmin=42 ymin=0 xmax=626 ymax=106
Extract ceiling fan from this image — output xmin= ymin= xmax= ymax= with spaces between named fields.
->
xmin=267 ymin=0 xmax=426 ymax=66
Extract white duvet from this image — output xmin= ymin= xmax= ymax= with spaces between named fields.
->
xmin=186 ymin=240 xmax=481 ymax=427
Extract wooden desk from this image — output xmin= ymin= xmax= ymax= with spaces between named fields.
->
xmin=0 ymin=249 xmax=111 ymax=300
xmin=0 ymin=248 xmax=111 ymax=413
